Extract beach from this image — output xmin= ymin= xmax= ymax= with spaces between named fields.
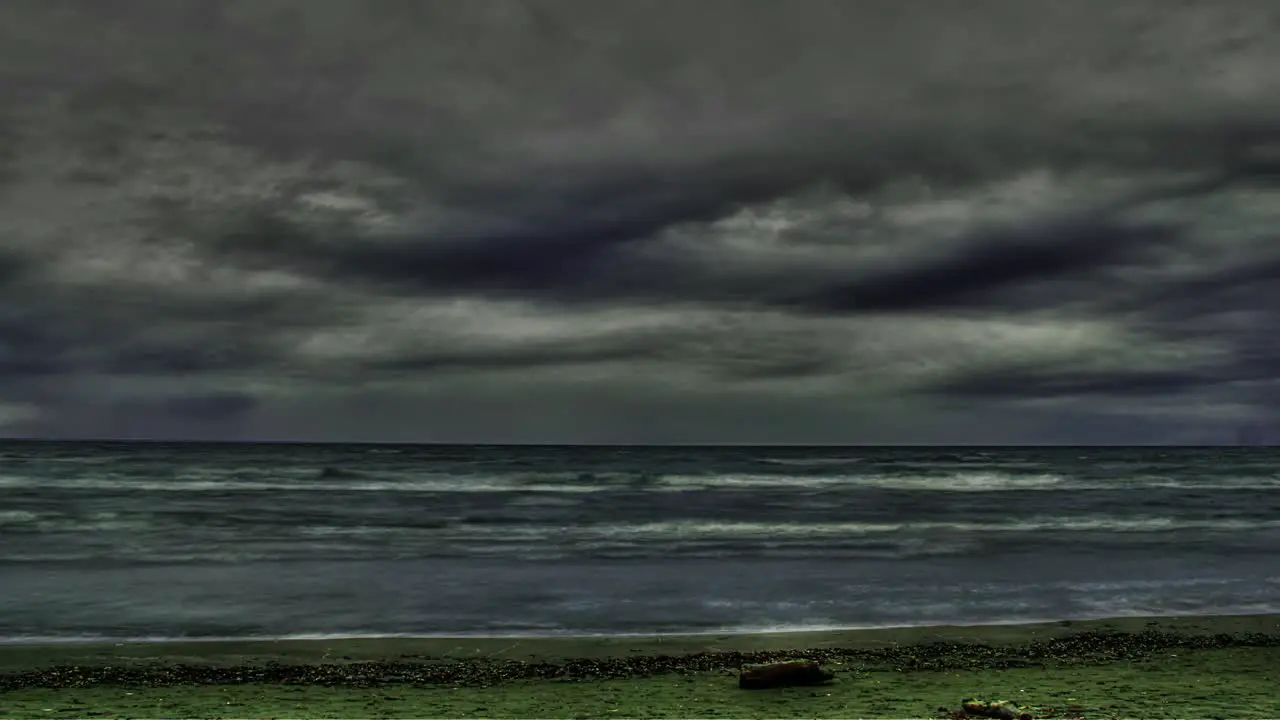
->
xmin=3 ymin=613 xmax=1279 ymax=718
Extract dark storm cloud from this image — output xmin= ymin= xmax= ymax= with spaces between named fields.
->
xmin=914 ymin=256 xmax=1280 ymax=408
xmin=2 ymin=0 xmax=1280 ymax=441
xmin=364 ymin=315 xmax=850 ymax=384
xmin=0 ymin=313 xmax=236 ymax=387
xmin=930 ymin=367 xmax=1216 ymax=401
xmin=205 ymin=174 xmax=1195 ymax=316
xmin=780 ymin=216 xmax=1183 ymax=314
xmin=162 ymin=391 xmax=259 ymax=422
xmin=1133 ymin=254 xmax=1280 ymax=321
xmin=15 ymin=391 xmax=262 ymax=441
xmin=0 ymin=287 xmax=322 ymax=376
xmin=101 ymin=340 xmax=272 ymax=377
xmin=369 ymin=334 xmax=681 ymax=375
xmin=780 ymin=152 xmax=1280 ymax=315
xmin=0 ymin=261 xmax=345 ymax=421
xmin=197 ymin=128 xmax=1280 ymax=324
xmin=211 ymin=186 xmax=697 ymax=300
xmin=0 ymin=246 xmax=36 ymax=284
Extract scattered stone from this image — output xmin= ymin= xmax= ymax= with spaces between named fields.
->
xmin=737 ymin=659 xmax=834 ymax=690
xmin=1 ymin=628 xmax=1277 ymax=690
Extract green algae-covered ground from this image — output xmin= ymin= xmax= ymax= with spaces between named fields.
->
xmin=4 ymin=646 xmax=1277 ymax=719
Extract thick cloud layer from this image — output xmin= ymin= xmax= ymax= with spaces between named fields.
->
xmin=1 ymin=0 xmax=1279 ymax=443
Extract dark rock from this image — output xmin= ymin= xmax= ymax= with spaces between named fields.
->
xmin=738 ymin=659 xmax=834 ymax=689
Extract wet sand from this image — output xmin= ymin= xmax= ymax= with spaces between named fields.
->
xmin=2 ymin=613 xmax=1278 ymax=718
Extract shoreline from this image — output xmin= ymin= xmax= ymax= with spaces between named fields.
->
xmin=3 ymin=613 xmax=1278 ymax=718
xmin=7 ymin=602 xmax=1280 ymax=635
xmin=8 ymin=607 xmax=1279 ymax=646
xmin=1 ymin=612 xmax=1277 ymax=678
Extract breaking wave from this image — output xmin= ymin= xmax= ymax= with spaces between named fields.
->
xmin=2 ymin=465 xmax=1278 ymax=494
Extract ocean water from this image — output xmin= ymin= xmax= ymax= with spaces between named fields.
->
xmin=1 ymin=442 xmax=1278 ymax=642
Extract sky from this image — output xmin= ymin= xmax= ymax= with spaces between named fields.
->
xmin=1 ymin=0 xmax=1279 ymax=444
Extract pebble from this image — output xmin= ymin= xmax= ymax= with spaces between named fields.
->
xmin=2 ymin=630 xmax=1277 ymax=690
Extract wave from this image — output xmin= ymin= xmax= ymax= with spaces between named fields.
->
xmin=0 ymin=510 xmax=39 ymax=526
xmin=316 ymin=466 xmax=365 ymax=479
xmin=2 ymin=469 xmax=1278 ymax=495
xmin=655 ymin=472 xmax=1280 ymax=492
xmin=6 ymin=510 xmax=1278 ymax=538
xmin=577 ymin=516 xmax=1280 ymax=538
xmin=14 ymin=513 xmax=1266 ymax=560
xmin=657 ymin=472 xmax=1074 ymax=491
xmin=0 ymin=475 xmax=610 ymax=493
xmin=755 ymin=456 xmax=864 ymax=467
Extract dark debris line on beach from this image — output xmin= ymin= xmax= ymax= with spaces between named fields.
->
xmin=3 ymin=630 xmax=1279 ymax=690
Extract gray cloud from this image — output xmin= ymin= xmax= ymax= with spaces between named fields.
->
xmin=0 ymin=0 xmax=1279 ymax=442
xmin=201 ymin=162 xmax=1258 ymax=315
xmin=930 ymin=367 xmax=1218 ymax=401
xmin=779 ymin=215 xmax=1183 ymax=314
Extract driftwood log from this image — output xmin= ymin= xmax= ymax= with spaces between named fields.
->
xmin=737 ymin=659 xmax=835 ymax=690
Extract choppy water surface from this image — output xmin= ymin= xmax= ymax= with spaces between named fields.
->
xmin=2 ymin=442 xmax=1278 ymax=641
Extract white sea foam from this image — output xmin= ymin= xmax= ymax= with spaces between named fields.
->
xmin=0 ymin=509 xmax=39 ymax=523
xmin=657 ymin=472 xmax=1073 ymax=491
xmin=0 ymin=475 xmax=609 ymax=493
xmin=571 ymin=516 xmax=1280 ymax=537
xmin=657 ymin=472 xmax=1280 ymax=492
xmin=656 ymin=474 xmax=852 ymax=490
xmin=5 ymin=512 xmax=1277 ymax=540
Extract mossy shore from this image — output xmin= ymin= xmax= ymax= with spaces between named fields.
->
xmin=2 ymin=614 xmax=1278 ymax=719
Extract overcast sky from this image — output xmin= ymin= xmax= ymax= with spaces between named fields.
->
xmin=1 ymin=0 xmax=1278 ymax=444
